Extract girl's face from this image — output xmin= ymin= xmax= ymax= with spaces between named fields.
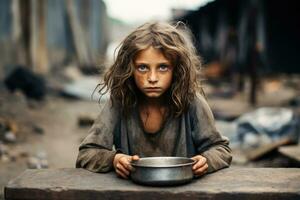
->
xmin=133 ymin=46 xmax=173 ymax=99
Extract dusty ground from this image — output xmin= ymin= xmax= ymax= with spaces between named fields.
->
xmin=0 ymin=90 xmax=101 ymax=199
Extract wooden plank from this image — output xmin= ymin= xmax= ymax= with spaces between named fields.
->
xmin=5 ymin=168 xmax=300 ymax=200
xmin=65 ymin=0 xmax=91 ymax=66
xmin=246 ymin=137 xmax=294 ymax=161
xmin=11 ymin=0 xmax=30 ymax=66
xmin=30 ymin=0 xmax=49 ymax=74
xmin=279 ymin=145 xmax=300 ymax=162
xmin=37 ymin=0 xmax=49 ymax=73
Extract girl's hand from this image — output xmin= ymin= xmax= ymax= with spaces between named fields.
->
xmin=113 ymin=153 xmax=139 ymax=179
xmin=191 ymin=155 xmax=208 ymax=176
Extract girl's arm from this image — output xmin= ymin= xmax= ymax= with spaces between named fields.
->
xmin=191 ymin=95 xmax=232 ymax=173
xmin=76 ymin=101 xmax=119 ymax=173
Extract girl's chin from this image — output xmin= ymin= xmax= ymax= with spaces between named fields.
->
xmin=145 ymin=94 xmax=161 ymax=98
xmin=143 ymin=92 xmax=163 ymax=98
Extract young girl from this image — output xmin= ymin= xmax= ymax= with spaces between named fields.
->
xmin=76 ymin=21 xmax=232 ymax=179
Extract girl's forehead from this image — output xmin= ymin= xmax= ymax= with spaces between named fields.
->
xmin=134 ymin=46 xmax=169 ymax=61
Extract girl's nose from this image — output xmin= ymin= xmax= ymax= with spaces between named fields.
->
xmin=147 ymin=70 xmax=158 ymax=83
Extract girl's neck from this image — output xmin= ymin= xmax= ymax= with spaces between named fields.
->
xmin=137 ymin=95 xmax=170 ymax=134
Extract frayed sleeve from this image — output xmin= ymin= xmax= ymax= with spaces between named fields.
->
xmin=191 ymin=95 xmax=232 ymax=173
xmin=76 ymin=101 xmax=120 ymax=173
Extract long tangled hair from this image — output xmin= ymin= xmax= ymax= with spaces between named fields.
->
xmin=98 ymin=21 xmax=204 ymax=117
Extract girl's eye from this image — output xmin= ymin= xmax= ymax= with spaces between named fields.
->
xmin=159 ymin=64 xmax=169 ymax=72
xmin=137 ymin=64 xmax=148 ymax=72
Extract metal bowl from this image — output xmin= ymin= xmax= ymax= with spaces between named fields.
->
xmin=130 ymin=157 xmax=196 ymax=186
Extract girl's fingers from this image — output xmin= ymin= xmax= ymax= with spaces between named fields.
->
xmin=192 ymin=156 xmax=207 ymax=170
xmin=116 ymin=169 xmax=128 ymax=179
xmin=132 ymin=155 xmax=140 ymax=160
xmin=194 ymin=163 xmax=208 ymax=176
xmin=119 ymin=157 xmax=133 ymax=171
xmin=114 ymin=154 xmax=141 ymax=178
xmin=191 ymin=155 xmax=208 ymax=176
xmin=116 ymin=162 xmax=130 ymax=176
xmin=194 ymin=168 xmax=207 ymax=176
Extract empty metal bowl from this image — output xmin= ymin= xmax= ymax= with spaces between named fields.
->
xmin=130 ymin=157 xmax=196 ymax=186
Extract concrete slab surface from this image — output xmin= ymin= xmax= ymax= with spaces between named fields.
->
xmin=5 ymin=168 xmax=300 ymax=200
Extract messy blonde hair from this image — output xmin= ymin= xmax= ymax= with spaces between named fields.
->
xmin=98 ymin=21 xmax=204 ymax=117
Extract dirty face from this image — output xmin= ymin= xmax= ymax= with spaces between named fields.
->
xmin=133 ymin=46 xmax=173 ymax=99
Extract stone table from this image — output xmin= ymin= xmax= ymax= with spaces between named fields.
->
xmin=5 ymin=168 xmax=300 ymax=200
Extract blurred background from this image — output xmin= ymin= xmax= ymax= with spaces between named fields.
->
xmin=0 ymin=0 xmax=300 ymax=198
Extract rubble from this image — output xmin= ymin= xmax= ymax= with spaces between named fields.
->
xmin=27 ymin=157 xmax=42 ymax=169
xmin=0 ymin=118 xmax=18 ymax=143
xmin=78 ymin=115 xmax=94 ymax=127
xmin=0 ymin=142 xmax=8 ymax=156
xmin=27 ymin=151 xmax=49 ymax=169
xmin=32 ymin=124 xmax=44 ymax=135
xmin=3 ymin=131 xmax=17 ymax=143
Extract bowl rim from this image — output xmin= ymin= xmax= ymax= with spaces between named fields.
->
xmin=131 ymin=156 xmax=196 ymax=168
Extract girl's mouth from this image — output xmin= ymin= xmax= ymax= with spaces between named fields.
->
xmin=144 ymin=87 xmax=162 ymax=92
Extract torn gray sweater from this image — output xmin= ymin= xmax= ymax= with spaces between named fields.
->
xmin=76 ymin=95 xmax=232 ymax=173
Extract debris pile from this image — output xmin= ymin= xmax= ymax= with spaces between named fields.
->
xmin=216 ymin=107 xmax=300 ymax=167
xmin=0 ymin=118 xmax=18 ymax=143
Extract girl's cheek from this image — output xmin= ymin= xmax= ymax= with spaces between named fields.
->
xmin=134 ymin=74 xmax=146 ymax=86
